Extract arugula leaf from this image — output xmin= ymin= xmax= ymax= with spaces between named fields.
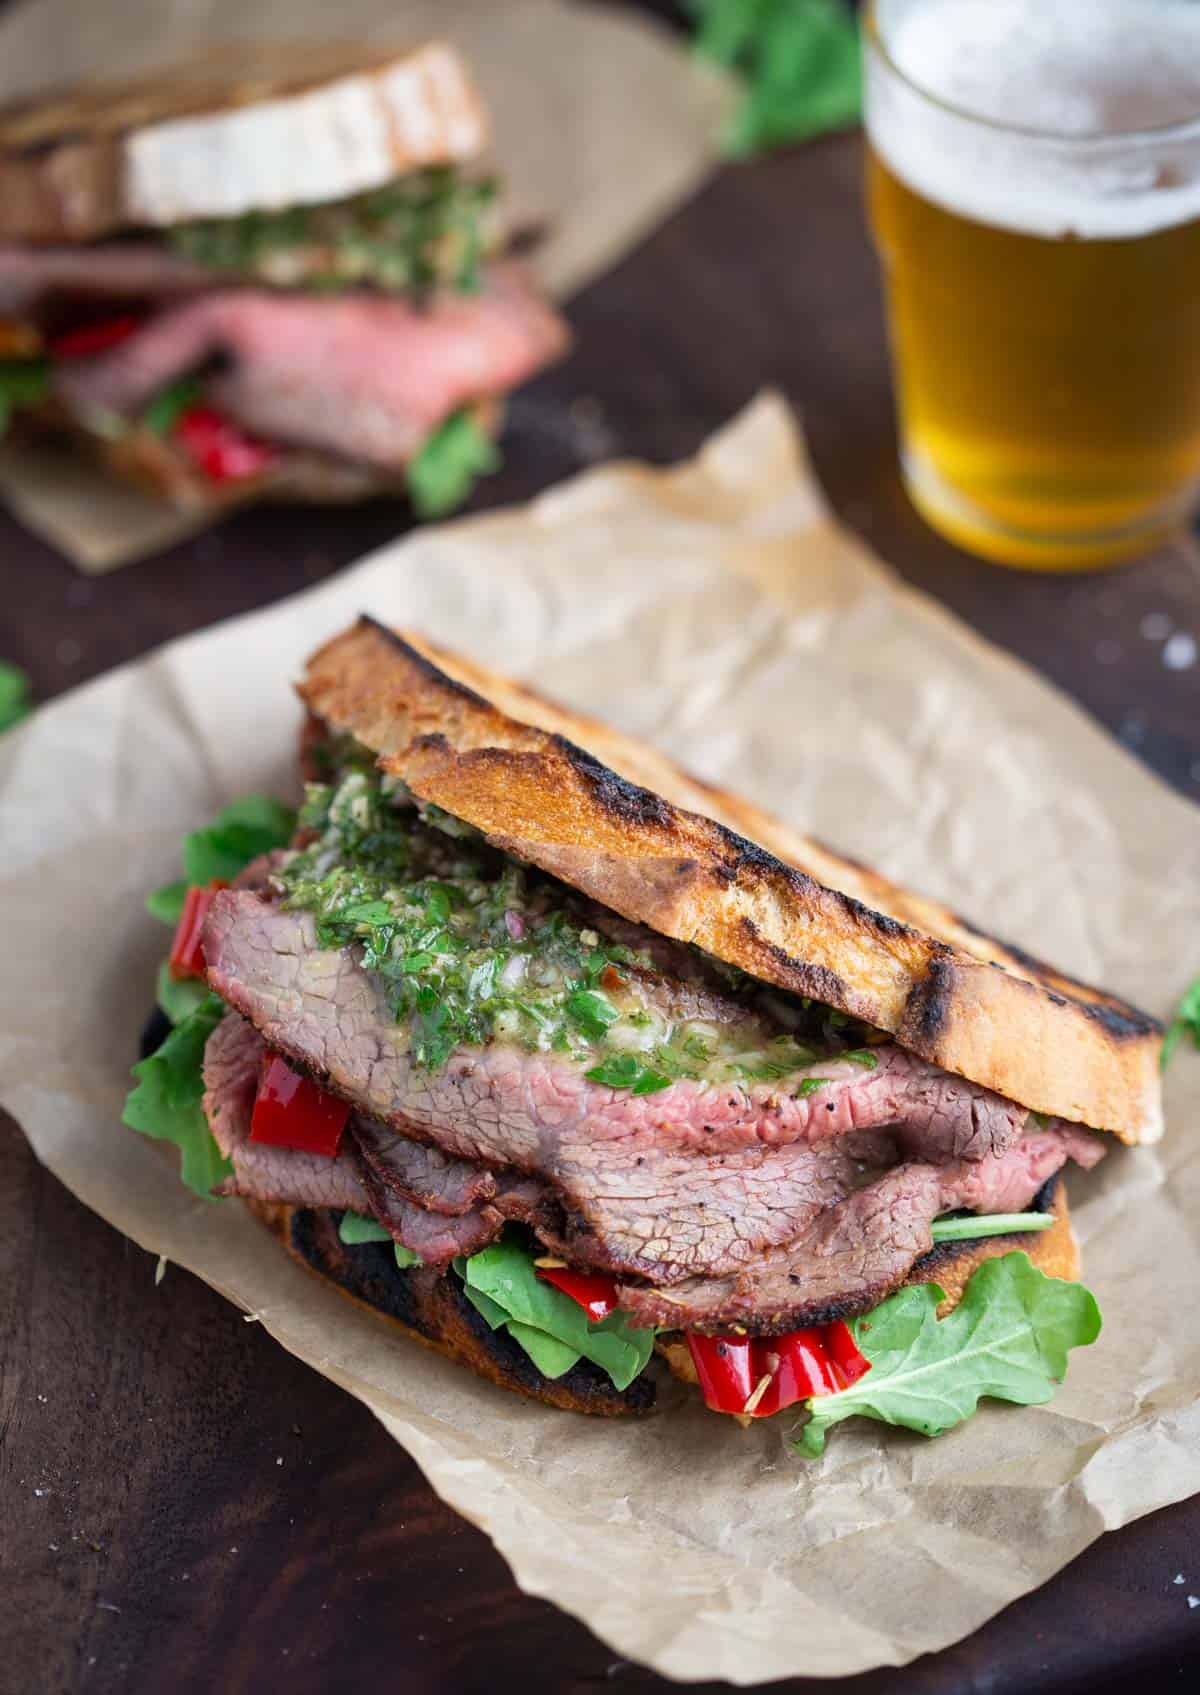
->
xmin=142 ymin=375 xmax=203 ymax=436
xmin=929 ymin=1212 xmax=1054 ymax=1243
xmin=459 ymin=1235 xmax=656 ymax=1390
xmin=155 ymin=960 xmax=210 ymax=1026
xmin=406 ymin=409 xmax=501 ymax=520
xmin=690 ymin=0 xmax=862 ymax=158
xmin=181 ymin=794 xmax=297 ymax=884
xmin=841 ymin=1048 xmax=878 ymax=1070
xmin=795 ymin=1076 xmax=831 ymax=1096
xmin=122 ymin=994 xmax=231 ymax=1197
xmin=394 ymin=1242 xmax=422 ymax=1269
xmin=1161 ymin=975 xmax=1200 ymax=1069
xmin=795 ymin=1252 xmax=1101 ymax=1456
xmin=0 ymin=660 xmax=33 ymax=732
xmin=0 ymin=357 xmax=50 ymax=437
xmin=146 ymin=880 xmax=189 ymax=925
xmin=338 ymin=1211 xmax=393 ymax=1245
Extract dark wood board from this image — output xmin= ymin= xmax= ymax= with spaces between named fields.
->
xmin=3 ymin=5 xmax=1199 ymax=1692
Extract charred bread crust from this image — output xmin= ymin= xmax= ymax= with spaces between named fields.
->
xmin=0 ymin=41 xmax=489 ymax=242
xmin=656 ymin=1172 xmax=1080 ymax=1393
xmin=241 ymin=1197 xmax=655 ymax=1418
xmin=295 ymin=619 xmax=1163 ymax=1145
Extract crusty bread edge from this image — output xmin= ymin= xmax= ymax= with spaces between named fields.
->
xmin=0 ymin=41 xmax=489 ymax=242
xmin=296 ymin=619 xmax=1163 ymax=1144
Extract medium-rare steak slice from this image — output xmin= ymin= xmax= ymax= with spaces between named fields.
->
xmin=203 ymin=893 xmax=1028 ymax=1165
xmin=349 ymin=1116 xmax=500 ymax=1215
xmin=616 ymin=1126 xmax=1106 ymax=1332
xmin=53 ymin=264 xmax=567 ymax=468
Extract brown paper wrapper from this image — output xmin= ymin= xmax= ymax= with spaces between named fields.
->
xmin=0 ymin=0 xmax=727 ymax=571
xmin=3 ymin=395 xmax=1199 ymax=1682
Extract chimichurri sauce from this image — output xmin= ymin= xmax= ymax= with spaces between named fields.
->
xmin=275 ymin=766 xmax=875 ymax=1092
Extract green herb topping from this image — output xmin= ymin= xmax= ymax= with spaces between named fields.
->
xmin=168 ymin=168 xmax=499 ymax=298
xmin=274 ymin=765 xmax=859 ymax=1090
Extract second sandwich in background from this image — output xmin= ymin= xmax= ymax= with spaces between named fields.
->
xmin=0 ymin=40 xmax=568 ymax=516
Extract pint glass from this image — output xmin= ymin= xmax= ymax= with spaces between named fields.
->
xmin=864 ymin=0 xmax=1200 ymax=570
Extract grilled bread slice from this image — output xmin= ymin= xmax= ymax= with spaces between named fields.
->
xmin=0 ymin=39 xmax=488 ymax=242
xmin=245 ymin=1174 xmax=1077 ymax=1418
xmin=297 ymin=619 xmax=1163 ymax=1145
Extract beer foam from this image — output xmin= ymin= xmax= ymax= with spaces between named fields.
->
xmin=868 ymin=0 xmax=1200 ymax=238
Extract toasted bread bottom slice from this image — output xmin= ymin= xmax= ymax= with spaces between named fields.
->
xmin=243 ymin=1174 xmax=1077 ymax=1418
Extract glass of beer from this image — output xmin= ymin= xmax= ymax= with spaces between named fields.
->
xmin=864 ymin=0 xmax=1200 ymax=570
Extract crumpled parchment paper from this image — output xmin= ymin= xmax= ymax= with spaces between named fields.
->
xmin=0 ymin=0 xmax=728 ymax=570
xmin=2 ymin=394 xmax=1198 ymax=1682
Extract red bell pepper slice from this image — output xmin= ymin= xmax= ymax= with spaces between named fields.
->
xmin=536 ymin=1265 xmax=621 ymax=1322
xmin=685 ymin=1332 xmax=758 ymax=1415
xmin=250 ymin=1053 xmax=350 ymax=1157
xmin=49 ymin=315 xmax=143 ymax=359
xmin=173 ymin=405 xmax=279 ymax=484
xmin=686 ymin=1321 xmax=871 ymax=1417
xmin=823 ymin=1319 xmax=872 ymax=1390
xmin=168 ymin=882 xmax=226 ymax=981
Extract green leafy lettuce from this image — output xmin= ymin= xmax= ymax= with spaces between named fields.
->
xmin=406 ymin=409 xmax=501 ymax=520
xmin=128 ymin=792 xmax=299 ymax=1187
xmin=690 ymin=0 xmax=862 ymax=157
xmin=122 ymin=994 xmax=232 ymax=1196
xmin=0 ymin=661 xmax=33 ymax=732
xmin=145 ymin=793 xmax=296 ymax=925
xmin=1162 ymin=975 xmax=1200 ymax=1070
xmin=929 ymin=1212 xmax=1053 ymax=1243
xmin=338 ymin=1210 xmax=421 ymax=1268
xmin=795 ymin=1252 xmax=1101 ymax=1457
xmin=0 ymin=357 xmax=49 ymax=438
xmin=456 ymin=1235 xmax=656 ymax=1391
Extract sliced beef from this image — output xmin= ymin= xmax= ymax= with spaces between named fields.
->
xmin=203 ymin=1012 xmax=369 ymax=1212
xmin=203 ymin=1013 xmax=506 ymax=1265
xmin=53 ymin=263 xmax=567 ymax=467
xmin=201 ymin=891 xmax=1104 ymax=1328
xmin=202 ymin=893 xmax=1028 ymax=1166
xmin=352 ymin=1142 xmax=504 ymax=1264
xmin=0 ymin=243 xmax=212 ymax=313
xmin=350 ymin=1116 xmax=499 ymax=1214
xmin=617 ymin=1125 xmax=1105 ymax=1332
xmin=618 ymin=1164 xmax=945 ymax=1334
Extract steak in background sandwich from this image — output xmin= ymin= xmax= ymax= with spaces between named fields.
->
xmin=126 ymin=621 xmax=1163 ymax=1448
xmin=0 ymin=42 xmax=567 ymax=516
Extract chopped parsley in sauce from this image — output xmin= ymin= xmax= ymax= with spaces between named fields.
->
xmin=274 ymin=766 xmax=876 ymax=1090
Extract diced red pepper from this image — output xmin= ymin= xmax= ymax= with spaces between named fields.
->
xmin=250 ymin=1053 xmax=350 ymax=1157
xmin=685 ymin=1332 xmax=758 ymax=1415
xmin=823 ymin=1319 xmax=872 ymax=1390
xmin=49 ymin=315 xmax=143 ymax=358
xmin=173 ymin=405 xmax=279 ymax=484
xmin=536 ymin=1265 xmax=621 ymax=1322
xmin=685 ymin=1321 xmax=871 ymax=1417
xmin=168 ymin=881 xmax=226 ymax=981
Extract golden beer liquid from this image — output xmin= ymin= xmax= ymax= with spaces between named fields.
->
xmin=867 ymin=148 xmax=1200 ymax=569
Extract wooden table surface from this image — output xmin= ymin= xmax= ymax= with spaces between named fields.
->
xmin=4 ymin=9 xmax=1200 ymax=1692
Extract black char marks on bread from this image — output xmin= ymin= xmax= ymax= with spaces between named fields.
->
xmin=295 ymin=620 xmax=1163 ymax=1144
xmin=252 ymin=1200 xmax=655 ymax=1418
xmin=202 ymin=892 xmax=1106 ymax=1328
xmin=50 ymin=264 xmax=567 ymax=469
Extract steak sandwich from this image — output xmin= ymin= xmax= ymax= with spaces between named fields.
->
xmin=0 ymin=42 xmax=566 ymax=516
xmin=126 ymin=621 xmax=1162 ymax=1446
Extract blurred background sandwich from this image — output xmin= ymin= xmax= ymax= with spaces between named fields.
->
xmin=0 ymin=40 xmax=568 ymax=517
